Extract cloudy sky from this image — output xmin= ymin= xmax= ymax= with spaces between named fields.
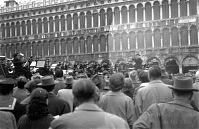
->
xmin=0 ymin=0 xmax=31 ymax=7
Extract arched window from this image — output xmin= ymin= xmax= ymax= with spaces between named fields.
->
xmin=114 ymin=7 xmax=120 ymax=25
xmin=80 ymin=12 xmax=85 ymax=28
xmin=11 ymin=44 xmax=15 ymax=56
xmin=162 ymin=28 xmax=170 ymax=47
xmin=55 ymin=16 xmax=59 ymax=32
xmin=38 ymin=19 xmax=42 ymax=34
xmin=145 ymin=2 xmax=152 ymax=21
xmin=73 ymin=13 xmax=78 ymax=29
xmin=180 ymin=26 xmax=188 ymax=46
xmin=16 ymin=22 xmax=20 ymax=36
xmin=55 ymin=39 xmax=59 ymax=55
xmin=6 ymin=45 xmax=10 ymax=58
xmin=137 ymin=31 xmax=144 ymax=49
xmin=80 ymin=37 xmax=85 ymax=53
xmin=121 ymin=32 xmax=128 ymax=50
xmin=11 ymin=22 xmax=15 ymax=37
xmin=21 ymin=43 xmax=27 ymax=57
xmin=162 ymin=0 xmax=169 ymax=19
xmin=189 ymin=0 xmax=197 ymax=15
xmin=107 ymin=8 xmax=113 ymax=25
xmin=171 ymin=0 xmax=178 ymax=18
xmin=67 ymin=14 xmax=72 ymax=30
xmin=137 ymin=3 xmax=143 ymax=22
xmin=43 ymin=17 xmax=48 ymax=33
xmin=180 ymin=0 xmax=187 ymax=17
xmin=49 ymin=17 xmax=54 ymax=32
xmin=60 ymin=15 xmax=65 ymax=31
xmin=129 ymin=5 xmax=135 ymax=23
xmin=21 ymin=21 xmax=26 ymax=36
xmin=100 ymin=9 xmax=105 ymax=26
xmin=43 ymin=40 xmax=48 ymax=56
xmin=86 ymin=36 xmax=92 ymax=53
xmin=60 ymin=39 xmax=66 ymax=55
xmin=27 ymin=20 xmax=31 ymax=35
xmin=73 ymin=37 xmax=79 ymax=54
xmin=37 ymin=41 xmax=42 ymax=57
xmin=153 ymin=1 xmax=160 ymax=20
xmin=129 ymin=31 xmax=136 ymax=49
xmin=49 ymin=40 xmax=54 ymax=55
xmin=86 ymin=11 xmax=92 ymax=28
xmin=93 ymin=11 xmax=98 ymax=27
xmin=93 ymin=35 xmax=99 ymax=52
xmin=6 ymin=23 xmax=10 ymax=37
xmin=1 ymin=24 xmax=5 ymax=38
xmin=114 ymin=33 xmax=120 ymax=51
xmin=27 ymin=42 xmax=31 ymax=57
xmin=32 ymin=42 xmax=37 ymax=56
xmin=154 ymin=29 xmax=161 ymax=48
xmin=107 ymin=34 xmax=113 ymax=51
xmin=145 ymin=30 xmax=152 ymax=49
xmin=171 ymin=27 xmax=179 ymax=46
xmin=32 ymin=19 xmax=37 ymax=34
xmin=100 ymin=35 xmax=106 ymax=52
xmin=121 ymin=6 xmax=127 ymax=24
xmin=1 ymin=45 xmax=5 ymax=56
xmin=190 ymin=25 xmax=198 ymax=46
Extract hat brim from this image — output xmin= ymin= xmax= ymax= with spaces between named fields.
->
xmin=168 ymin=85 xmax=199 ymax=92
xmin=37 ymin=83 xmax=55 ymax=87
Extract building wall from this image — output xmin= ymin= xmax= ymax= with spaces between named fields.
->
xmin=0 ymin=0 xmax=199 ymax=73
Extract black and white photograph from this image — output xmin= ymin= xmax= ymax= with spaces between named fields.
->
xmin=0 ymin=0 xmax=199 ymax=129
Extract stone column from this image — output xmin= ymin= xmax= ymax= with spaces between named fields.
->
xmin=85 ymin=11 xmax=87 ymax=28
xmin=179 ymin=64 xmax=183 ymax=74
xmin=91 ymin=11 xmax=93 ymax=28
xmin=119 ymin=6 xmax=122 ymax=25
xmin=152 ymin=29 xmax=154 ymax=48
xmin=111 ymin=7 xmax=115 ymax=25
xmin=77 ymin=12 xmax=80 ymax=29
xmin=97 ymin=9 xmax=100 ymax=27
xmin=143 ymin=3 xmax=146 ymax=21
xmin=151 ymin=1 xmax=154 ymax=20
xmin=169 ymin=29 xmax=172 ymax=47
xmin=59 ymin=15 xmax=61 ymax=31
xmin=178 ymin=1 xmax=180 ymax=17
xmin=168 ymin=1 xmax=171 ymax=18
xmin=53 ymin=16 xmax=55 ymax=32
xmin=105 ymin=8 xmax=107 ymax=26
xmin=135 ymin=4 xmax=137 ymax=22
xmin=188 ymin=28 xmax=190 ymax=46
xmin=187 ymin=0 xmax=190 ymax=16
xmin=160 ymin=4 xmax=163 ymax=19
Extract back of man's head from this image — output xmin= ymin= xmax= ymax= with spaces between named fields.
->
xmin=55 ymin=69 xmax=63 ymax=78
xmin=148 ymin=66 xmax=162 ymax=80
xmin=109 ymin=73 xmax=124 ymax=91
xmin=72 ymin=79 xmax=96 ymax=103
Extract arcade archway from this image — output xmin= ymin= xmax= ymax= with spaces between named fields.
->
xmin=182 ymin=56 xmax=199 ymax=73
xmin=165 ymin=58 xmax=179 ymax=74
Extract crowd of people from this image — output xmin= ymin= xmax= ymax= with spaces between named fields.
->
xmin=0 ymin=64 xmax=199 ymax=129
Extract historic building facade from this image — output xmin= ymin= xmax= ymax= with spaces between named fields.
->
xmin=0 ymin=0 xmax=199 ymax=73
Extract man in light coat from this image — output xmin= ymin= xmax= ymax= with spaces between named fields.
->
xmin=135 ymin=66 xmax=173 ymax=117
xmin=134 ymin=76 xmax=199 ymax=129
xmin=99 ymin=73 xmax=137 ymax=128
xmin=50 ymin=79 xmax=129 ymax=129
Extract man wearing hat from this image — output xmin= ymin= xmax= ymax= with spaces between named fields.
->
xmin=99 ymin=73 xmax=137 ymax=128
xmin=57 ymin=76 xmax=74 ymax=112
xmin=23 ymin=76 xmax=70 ymax=116
xmin=0 ymin=78 xmax=26 ymax=122
xmin=134 ymin=76 xmax=199 ymax=129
